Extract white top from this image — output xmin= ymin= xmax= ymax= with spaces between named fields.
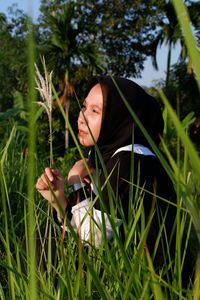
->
xmin=112 ymin=144 xmax=155 ymax=157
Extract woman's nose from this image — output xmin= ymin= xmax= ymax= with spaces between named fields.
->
xmin=78 ymin=110 xmax=86 ymax=124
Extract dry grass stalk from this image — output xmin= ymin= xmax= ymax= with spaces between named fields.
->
xmin=35 ymin=57 xmax=53 ymax=124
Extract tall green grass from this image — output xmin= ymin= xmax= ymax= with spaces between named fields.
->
xmin=172 ymin=0 xmax=200 ymax=91
xmin=26 ymin=21 xmax=37 ymax=300
xmin=0 ymin=0 xmax=200 ymax=299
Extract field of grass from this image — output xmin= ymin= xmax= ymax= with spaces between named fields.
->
xmin=0 ymin=0 xmax=200 ymax=299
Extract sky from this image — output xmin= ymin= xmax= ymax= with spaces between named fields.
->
xmin=0 ymin=0 xmax=40 ymax=21
xmin=0 ymin=0 xmax=181 ymax=87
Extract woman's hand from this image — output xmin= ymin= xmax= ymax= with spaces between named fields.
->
xmin=36 ymin=168 xmax=67 ymax=213
xmin=68 ymin=159 xmax=94 ymax=185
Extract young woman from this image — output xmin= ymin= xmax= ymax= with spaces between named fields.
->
xmin=36 ymin=76 xmax=191 ymax=282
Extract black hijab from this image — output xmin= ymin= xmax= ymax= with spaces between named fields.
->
xmin=84 ymin=76 xmax=164 ymax=166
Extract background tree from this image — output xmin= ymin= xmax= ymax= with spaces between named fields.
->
xmin=0 ymin=10 xmax=28 ymax=112
xmin=0 ymin=7 xmax=41 ymax=112
xmin=149 ymin=0 xmax=200 ymax=87
xmin=72 ymin=0 xmax=160 ymax=77
xmin=147 ymin=60 xmax=200 ymax=154
xmin=163 ymin=61 xmax=200 ymax=119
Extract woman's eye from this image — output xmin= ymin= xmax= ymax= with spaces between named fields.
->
xmin=92 ymin=107 xmax=101 ymax=114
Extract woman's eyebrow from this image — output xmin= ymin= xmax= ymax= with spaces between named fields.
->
xmin=92 ymin=104 xmax=102 ymax=109
xmin=83 ymin=100 xmax=102 ymax=109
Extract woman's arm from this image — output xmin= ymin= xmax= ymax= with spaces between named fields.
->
xmin=67 ymin=159 xmax=94 ymax=185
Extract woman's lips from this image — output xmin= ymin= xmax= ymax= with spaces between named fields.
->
xmin=78 ymin=128 xmax=88 ymax=135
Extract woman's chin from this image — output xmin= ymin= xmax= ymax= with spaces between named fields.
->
xmin=78 ymin=135 xmax=96 ymax=147
xmin=79 ymin=137 xmax=88 ymax=147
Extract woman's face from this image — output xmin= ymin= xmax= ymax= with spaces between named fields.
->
xmin=78 ymin=84 xmax=103 ymax=147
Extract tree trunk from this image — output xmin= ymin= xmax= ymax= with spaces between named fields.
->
xmin=65 ymin=97 xmax=70 ymax=150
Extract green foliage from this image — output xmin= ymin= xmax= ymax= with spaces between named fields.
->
xmin=162 ymin=108 xmax=196 ymax=158
xmin=148 ymin=60 xmax=199 ymax=154
xmin=149 ymin=0 xmax=199 ymax=86
xmin=0 ymin=0 xmax=200 ymax=299
xmin=38 ymin=0 xmax=167 ymax=79
xmin=172 ymin=0 xmax=200 ymax=90
xmin=168 ymin=62 xmax=199 ymax=118
xmin=0 ymin=10 xmax=29 ymax=112
xmin=55 ymin=148 xmax=79 ymax=174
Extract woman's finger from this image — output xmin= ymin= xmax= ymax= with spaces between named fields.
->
xmin=36 ymin=176 xmax=48 ymax=190
xmin=51 ymin=169 xmax=63 ymax=180
xmin=44 ymin=167 xmax=54 ymax=182
xmin=45 ymin=168 xmax=63 ymax=182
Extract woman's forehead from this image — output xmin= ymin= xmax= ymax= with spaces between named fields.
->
xmin=84 ymin=84 xmax=103 ymax=106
